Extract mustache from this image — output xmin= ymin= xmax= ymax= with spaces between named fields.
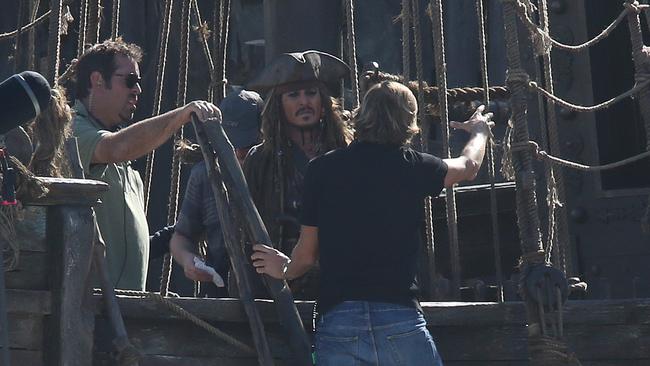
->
xmin=295 ymin=107 xmax=314 ymax=116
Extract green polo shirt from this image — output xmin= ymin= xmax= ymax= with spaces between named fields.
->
xmin=73 ymin=100 xmax=149 ymax=290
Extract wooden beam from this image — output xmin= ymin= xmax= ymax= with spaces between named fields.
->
xmin=6 ymin=289 xmax=51 ymax=314
xmin=196 ymin=117 xmax=312 ymax=365
xmin=21 ymin=177 xmax=108 ymax=206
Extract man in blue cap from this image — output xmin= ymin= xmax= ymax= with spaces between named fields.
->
xmin=168 ymin=89 xmax=263 ymax=296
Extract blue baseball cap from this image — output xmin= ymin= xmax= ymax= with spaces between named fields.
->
xmin=220 ymin=90 xmax=263 ymax=148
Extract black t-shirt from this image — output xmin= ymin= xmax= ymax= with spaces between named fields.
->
xmin=300 ymin=140 xmax=448 ymax=315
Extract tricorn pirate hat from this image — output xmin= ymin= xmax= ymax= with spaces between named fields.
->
xmin=247 ymin=50 xmax=349 ymax=96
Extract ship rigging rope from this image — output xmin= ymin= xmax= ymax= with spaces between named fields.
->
xmin=85 ymin=0 xmax=101 ymax=45
xmin=77 ymin=0 xmax=88 ymax=57
xmin=401 ymin=0 xmax=411 ymax=80
xmin=505 ymin=68 xmax=650 ymax=113
xmin=189 ymin=0 xmax=217 ymax=100
xmin=109 ymin=289 xmax=256 ymax=355
xmin=430 ymin=0 xmax=461 ymax=300
xmin=143 ymin=0 xmax=174 ymax=212
xmin=46 ymin=0 xmax=63 ymax=84
xmin=111 ymin=0 xmax=121 ymax=39
xmin=344 ymin=0 xmax=360 ymax=109
xmin=410 ymin=0 xmax=437 ymax=300
xmin=476 ymin=0 xmax=504 ymax=302
xmin=0 ymin=9 xmax=51 ymax=41
xmin=160 ymin=0 xmax=192 ymax=297
xmin=507 ymin=0 xmax=649 ymax=53
xmin=511 ymin=141 xmax=650 ymax=172
xmin=537 ymin=0 xmax=569 ymax=272
xmin=214 ymin=0 xmax=232 ymax=103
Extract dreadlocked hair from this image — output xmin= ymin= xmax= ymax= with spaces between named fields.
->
xmin=259 ymin=83 xmax=352 ymax=156
xmin=28 ymin=85 xmax=72 ymax=177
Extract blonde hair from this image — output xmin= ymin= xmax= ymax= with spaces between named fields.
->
xmin=354 ymin=81 xmax=420 ymax=145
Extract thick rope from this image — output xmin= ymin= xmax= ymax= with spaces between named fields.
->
xmin=344 ymin=0 xmax=360 ymax=108
xmin=401 ymin=0 xmax=411 ymax=80
xmin=625 ymin=0 xmax=650 ymax=150
xmin=625 ymin=1 xmax=650 ymax=236
xmin=511 ymin=140 xmax=650 ymax=171
xmin=46 ymin=0 xmax=63 ymax=85
xmin=77 ymin=0 xmax=88 ymax=56
xmin=111 ymin=289 xmax=256 ymax=355
xmin=502 ymin=1 xmax=544 ymax=258
xmin=430 ymin=0 xmax=461 ymax=300
xmin=0 ymin=9 xmax=50 ymax=41
xmin=476 ymin=0 xmax=504 ymax=302
xmin=160 ymin=0 xmax=191 ymax=297
xmin=538 ymin=0 xmax=570 ymax=274
xmin=111 ymin=0 xmax=121 ymax=39
xmin=509 ymin=0 xmax=647 ymax=53
xmin=143 ymin=0 xmax=174 ymax=212
xmin=530 ymin=79 xmax=650 ymax=112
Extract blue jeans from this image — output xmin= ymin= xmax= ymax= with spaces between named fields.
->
xmin=315 ymin=301 xmax=443 ymax=366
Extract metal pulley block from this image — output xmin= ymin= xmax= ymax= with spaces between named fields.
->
xmin=525 ymin=264 xmax=569 ymax=311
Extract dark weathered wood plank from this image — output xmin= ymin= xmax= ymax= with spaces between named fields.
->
xmin=94 ymin=317 xmax=294 ymax=360
xmin=46 ymin=205 xmax=96 ymax=366
xmin=14 ymin=205 xmax=47 ymax=252
xmin=108 ymin=295 xmax=315 ymax=325
xmin=21 ymin=177 xmax=108 ymax=206
xmin=6 ymin=289 xmax=51 ymax=314
xmin=8 ymin=312 xmax=43 ymax=349
xmin=4 ymin=250 xmax=49 ymax=290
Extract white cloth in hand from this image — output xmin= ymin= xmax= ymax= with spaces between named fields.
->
xmin=193 ymin=257 xmax=225 ymax=287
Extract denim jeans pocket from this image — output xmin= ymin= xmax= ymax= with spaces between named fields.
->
xmin=386 ymin=327 xmax=442 ymax=366
xmin=315 ymin=334 xmax=360 ymax=366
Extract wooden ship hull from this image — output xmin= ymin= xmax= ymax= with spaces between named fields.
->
xmin=2 ymin=0 xmax=650 ymax=365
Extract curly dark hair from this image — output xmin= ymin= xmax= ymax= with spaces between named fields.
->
xmin=74 ymin=38 xmax=143 ymax=99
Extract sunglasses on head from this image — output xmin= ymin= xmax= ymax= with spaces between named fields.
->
xmin=113 ymin=72 xmax=142 ymax=89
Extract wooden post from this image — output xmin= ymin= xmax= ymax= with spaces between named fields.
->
xmin=192 ymin=118 xmax=274 ymax=366
xmin=47 ymin=204 xmax=96 ymax=366
xmin=193 ymin=115 xmax=312 ymax=366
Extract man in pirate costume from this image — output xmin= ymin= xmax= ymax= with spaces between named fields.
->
xmin=244 ymin=50 xmax=352 ymax=298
